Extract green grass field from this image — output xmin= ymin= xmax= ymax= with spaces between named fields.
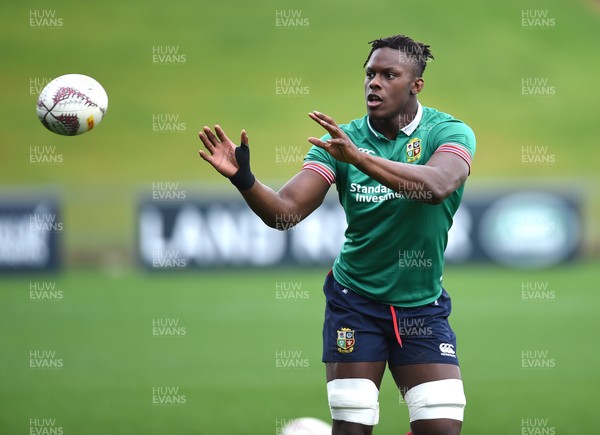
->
xmin=1 ymin=263 xmax=597 ymax=434
xmin=1 ymin=1 xmax=599 ymax=434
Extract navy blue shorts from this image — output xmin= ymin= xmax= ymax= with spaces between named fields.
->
xmin=322 ymin=272 xmax=460 ymax=367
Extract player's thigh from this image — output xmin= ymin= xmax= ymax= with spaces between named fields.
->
xmin=387 ymin=288 xmax=465 ymax=433
xmin=326 ymin=361 xmax=387 ymax=387
xmin=390 ymin=363 xmax=461 ymax=392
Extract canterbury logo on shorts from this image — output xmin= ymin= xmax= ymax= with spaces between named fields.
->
xmin=439 ymin=343 xmax=456 ymax=357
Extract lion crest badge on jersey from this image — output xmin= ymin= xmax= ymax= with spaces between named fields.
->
xmin=406 ymin=138 xmax=422 ymax=163
xmin=337 ymin=328 xmax=355 ymax=353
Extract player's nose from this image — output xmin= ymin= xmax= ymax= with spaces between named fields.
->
xmin=368 ymin=74 xmax=382 ymax=89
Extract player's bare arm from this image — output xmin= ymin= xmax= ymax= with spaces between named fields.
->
xmin=198 ymin=125 xmax=330 ymax=228
xmin=308 ymin=111 xmax=468 ymax=204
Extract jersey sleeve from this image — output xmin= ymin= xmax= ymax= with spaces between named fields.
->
xmin=302 ymin=135 xmax=337 ymax=185
xmin=430 ymin=120 xmax=476 ymax=170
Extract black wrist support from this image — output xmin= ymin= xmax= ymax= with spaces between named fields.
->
xmin=229 ymin=142 xmax=256 ymax=191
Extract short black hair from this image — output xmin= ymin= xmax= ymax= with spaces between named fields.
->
xmin=363 ymin=35 xmax=434 ymax=76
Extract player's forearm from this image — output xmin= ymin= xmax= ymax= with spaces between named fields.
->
xmin=238 ymin=180 xmax=301 ymax=229
xmin=353 ymin=154 xmax=450 ymax=204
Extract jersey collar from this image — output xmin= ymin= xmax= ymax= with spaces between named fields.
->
xmin=367 ymin=101 xmax=423 ymax=139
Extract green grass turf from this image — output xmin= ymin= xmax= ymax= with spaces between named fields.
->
xmin=0 ymin=262 xmax=597 ymax=434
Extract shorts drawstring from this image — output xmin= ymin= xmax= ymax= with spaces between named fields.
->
xmin=389 ymin=306 xmax=403 ymax=347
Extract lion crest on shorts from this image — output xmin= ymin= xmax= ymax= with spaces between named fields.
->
xmin=337 ymin=328 xmax=355 ymax=353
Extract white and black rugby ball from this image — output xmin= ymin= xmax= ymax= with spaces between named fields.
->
xmin=281 ymin=417 xmax=332 ymax=435
xmin=36 ymin=73 xmax=108 ymax=136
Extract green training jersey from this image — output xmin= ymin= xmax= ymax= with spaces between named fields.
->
xmin=303 ymin=103 xmax=476 ymax=307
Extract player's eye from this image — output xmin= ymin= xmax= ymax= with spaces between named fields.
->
xmin=366 ymin=71 xmax=375 ymax=79
xmin=385 ymin=73 xmax=396 ymax=79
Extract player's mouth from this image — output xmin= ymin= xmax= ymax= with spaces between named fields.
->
xmin=367 ymin=93 xmax=383 ymax=109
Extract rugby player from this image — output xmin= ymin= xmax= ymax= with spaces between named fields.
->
xmin=198 ymin=34 xmax=475 ymax=435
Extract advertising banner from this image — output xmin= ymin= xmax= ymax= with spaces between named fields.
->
xmin=0 ymin=198 xmax=61 ymax=272
xmin=138 ymin=191 xmax=580 ymax=269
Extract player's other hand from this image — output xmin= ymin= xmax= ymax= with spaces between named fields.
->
xmin=308 ymin=111 xmax=362 ymax=165
xmin=198 ymin=125 xmax=248 ymax=178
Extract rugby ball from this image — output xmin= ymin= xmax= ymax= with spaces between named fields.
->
xmin=281 ymin=417 xmax=332 ymax=435
xmin=36 ymin=74 xmax=108 ymax=136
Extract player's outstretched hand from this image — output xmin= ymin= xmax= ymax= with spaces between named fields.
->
xmin=199 ymin=125 xmax=256 ymax=191
xmin=198 ymin=125 xmax=247 ymax=178
xmin=308 ymin=111 xmax=362 ymax=165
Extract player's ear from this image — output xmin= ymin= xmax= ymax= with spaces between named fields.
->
xmin=410 ymin=77 xmax=424 ymax=95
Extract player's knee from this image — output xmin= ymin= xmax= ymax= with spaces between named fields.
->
xmin=404 ymin=379 xmax=466 ymax=423
xmin=327 ymin=378 xmax=379 ymax=426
